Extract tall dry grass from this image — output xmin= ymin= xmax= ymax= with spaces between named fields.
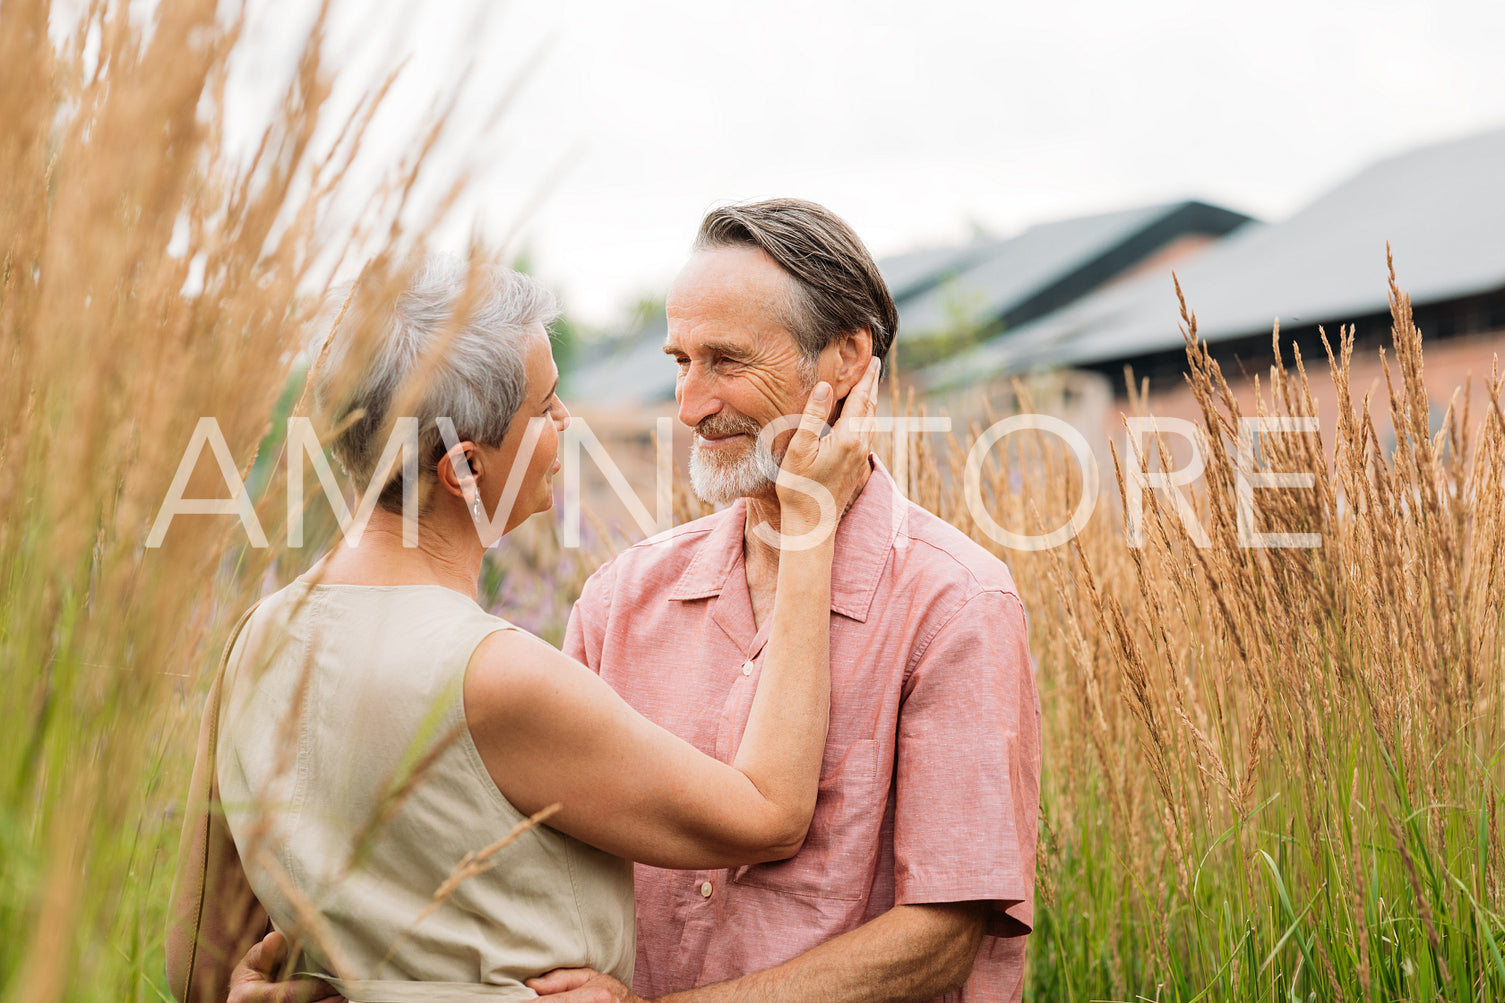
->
xmin=917 ymin=260 xmax=1503 ymax=1000
xmin=0 ymin=1 xmax=472 ymax=998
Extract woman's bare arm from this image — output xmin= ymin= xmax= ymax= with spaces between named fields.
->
xmin=466 ymin=362 xmax=880 ymax=869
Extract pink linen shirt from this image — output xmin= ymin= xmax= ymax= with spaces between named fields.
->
xmin=563 ymin=460 xmax=1039 ymax=1003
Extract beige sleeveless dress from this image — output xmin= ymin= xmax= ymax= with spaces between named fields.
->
xmin=217 ymin=579 xmax=636 ymax=1002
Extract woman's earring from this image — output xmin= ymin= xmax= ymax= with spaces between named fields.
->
xmin=470 ymin=495 xmax=484 ymax=521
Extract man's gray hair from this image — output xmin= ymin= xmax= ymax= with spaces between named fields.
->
xmin=693 ymin=199 xmax=898 ymax=373
xmin=316 ymin=256 xmax=560 ymax=513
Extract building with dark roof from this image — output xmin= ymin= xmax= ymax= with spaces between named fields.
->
xmin=887 ymin=200 xmax=1251 ymax=344
xmin=919 ymin=126 xmax=1505 ymax=394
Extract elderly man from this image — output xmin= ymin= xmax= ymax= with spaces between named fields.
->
xmin=530 ymin=199 xmax=1039 ymax=1003
xmin=224 ymin=200 xmax=1039 ymax=1002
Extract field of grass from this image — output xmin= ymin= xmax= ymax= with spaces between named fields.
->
xmin=3 ymin=2 xmax=1502 ymax=1001
xmin=986 ymin=286 xmax=1505 ymax=1001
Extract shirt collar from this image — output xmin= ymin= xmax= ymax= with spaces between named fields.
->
xmin=666 ymin=456 xmax=906 ymax=623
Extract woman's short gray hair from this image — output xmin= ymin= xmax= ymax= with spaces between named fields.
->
xmin=316 ymin=256 xmax=559 ymax=513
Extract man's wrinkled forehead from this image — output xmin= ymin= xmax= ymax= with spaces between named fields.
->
xmin=661 ymin=331 xmax=748 ymax=358
xmin=667 ymin=244 xmax=803 ymax=324
xmin=663 ymin=289 xmax=801 ymax=364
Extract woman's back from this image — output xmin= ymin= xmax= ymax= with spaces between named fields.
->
xmin=217 ymin=579 xmax=635 ymax=1001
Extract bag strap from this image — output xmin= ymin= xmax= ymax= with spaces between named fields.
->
xmin=167 ymin=599 xmax=264 ymax=1003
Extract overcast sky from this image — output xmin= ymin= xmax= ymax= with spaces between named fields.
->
xmin=236 ymin=0 xmax=1505 ymax=329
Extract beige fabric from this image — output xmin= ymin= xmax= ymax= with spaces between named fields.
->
xmin=218 ymin=580 xmax=635 ymax=1002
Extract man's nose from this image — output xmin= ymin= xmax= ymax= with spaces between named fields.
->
xmin=676 ymin=367 xmax=720 ymax=429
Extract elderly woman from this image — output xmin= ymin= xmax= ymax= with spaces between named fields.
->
xmin=167 ymin=258 xmax=880 ymax=1002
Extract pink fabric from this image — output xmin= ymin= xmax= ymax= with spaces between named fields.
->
xmin=564 ymin=460 xmax=1039 ymax=1002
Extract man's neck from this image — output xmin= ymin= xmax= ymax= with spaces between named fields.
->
xmin=739 ymin=463 xmax=873 ymax=629
xmin=741 ymin=490 xmax=787 ymax=576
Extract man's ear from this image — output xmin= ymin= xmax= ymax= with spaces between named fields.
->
xmin=435 ymin=441 xmax=480 ymax=502
xmin=829 ymin=327 xmax=874 ymax=399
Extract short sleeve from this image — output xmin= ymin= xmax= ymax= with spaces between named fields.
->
xmin=892 ymin=589 xmax=1039 ymax=937
xmin=563 ymin=562 xmax=614 ymax=674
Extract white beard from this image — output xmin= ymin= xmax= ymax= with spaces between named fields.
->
xmin=688 ymin=434 xmax=782 ymax=505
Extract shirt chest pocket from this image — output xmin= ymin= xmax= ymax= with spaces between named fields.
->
xmin=731 ymin=738 xmax=884 ymax=902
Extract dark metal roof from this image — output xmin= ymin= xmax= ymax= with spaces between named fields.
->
xmin=879 ymin=241 xmax=1002 ymax=303
xmin=921 ymin=126 xmax=1505 ymax=388
xmin=889 ymin=200 xmax=1251 ymax=340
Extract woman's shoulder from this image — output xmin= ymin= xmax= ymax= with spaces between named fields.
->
xmin=239 ymin=578 xmax=521 ymax=669
xmin=281 ymin=576 xmax=498 ymax=616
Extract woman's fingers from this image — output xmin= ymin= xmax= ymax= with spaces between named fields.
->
xmin=778 ymin=356 xmax=882 ymax=495
xmin=776 ymin=379 xmax=833 ymax=482
xmin=791 ymin=380 xmax=833 ymax=453
xmin=229 ymin=931 xmax=345 ymax=1003
xmin=525 ymin=968 xmax=598 ymax=994
xmin=833 ymin=357 xmax=882 ymax=444
xmin=814 ymin=356 xmax=880 ymax=481
xmin=783 ymin=358 xmax=882 ymax=514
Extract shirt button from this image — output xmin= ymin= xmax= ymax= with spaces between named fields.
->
xmin=741 ymin=660 xmax=753 ymax=676
xmin=700 ymin=881 xmax=714 ymax=898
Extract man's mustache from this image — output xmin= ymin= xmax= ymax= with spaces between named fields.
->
xmin=694 ymin=415 xmax=762 ymax=440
